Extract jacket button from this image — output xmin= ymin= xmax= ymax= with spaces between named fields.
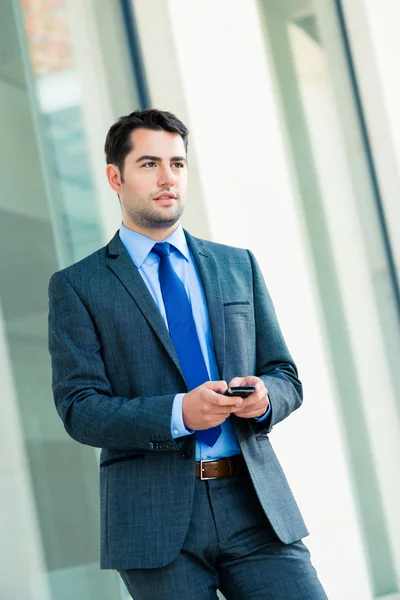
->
xmin=150 ymin=442 xmax=155 ymax=449
xmin=182 ymin=451 xmax=192 ymax=459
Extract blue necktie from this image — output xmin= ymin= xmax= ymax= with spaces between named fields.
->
xmin=152 ymin=242 xmax=221 ymax=447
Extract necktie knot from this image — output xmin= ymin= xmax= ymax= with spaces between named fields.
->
xmin=152 ymin=242 xmax=171 ymax=259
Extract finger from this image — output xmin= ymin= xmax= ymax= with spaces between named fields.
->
xmin=239 ymin=387 xmax=267 ymax=407
xmin=228 ymin=376 xmax=245 ymax=387
xmin=202 ymin=380 xmax=228 ymax=394
xmin=234 ymin=408 xmax=267 ymax=419
xmin=233 ymin=397 xmax=269 ymax=416
xmin=239 ymin=393 xmax=260 ymax=407
xmin=244 ymin=376 xmax=267 ymax=395
xmin=209 ymin=393 xmax=244 ymax=409
xmin=251 ymin=391 xmax=269 ymax=410
xmin=207 ymin=403 xmax=243 ymax=414
xmin=244 ymin=376 xmax=265 ymax=392
xmin=235 ymin=409 xmax=267 ymax=419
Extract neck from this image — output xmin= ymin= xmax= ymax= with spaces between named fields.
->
xmin=122 ymin=220 xmax=179 ymax=241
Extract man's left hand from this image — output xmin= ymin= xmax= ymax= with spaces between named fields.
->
xmin=228 ymin=376 xmax=269 ymax=419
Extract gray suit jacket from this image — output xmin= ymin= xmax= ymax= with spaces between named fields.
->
xmin=48 ymin=230 xmax=308 ymax=570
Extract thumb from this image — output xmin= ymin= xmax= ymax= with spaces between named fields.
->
xmin=228 ymin=377 xmax=245 ymax=387
xmin=202 ymin=380 xmax=228 ymax=394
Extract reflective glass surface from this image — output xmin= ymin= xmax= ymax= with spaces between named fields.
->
xmin=0 ymin=1 xmax=126 ymax=598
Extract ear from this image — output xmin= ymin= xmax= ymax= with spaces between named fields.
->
xmin=106 ymin=164 xmax=122 ymax=194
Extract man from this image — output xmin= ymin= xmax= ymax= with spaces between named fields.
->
xmin=48 ymin=109 xmax=327 ymax=599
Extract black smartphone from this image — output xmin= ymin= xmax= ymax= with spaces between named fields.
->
xmin=224 ymin=386 xmax=255 ymax=398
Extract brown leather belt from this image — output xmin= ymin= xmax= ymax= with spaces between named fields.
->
xmin=195 ymin=455 xmax=242 ymax=480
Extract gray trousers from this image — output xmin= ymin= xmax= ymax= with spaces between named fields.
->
xmin=119 ymin=459 xmax=328 ymax=599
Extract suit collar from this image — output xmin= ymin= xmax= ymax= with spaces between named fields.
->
xmin=106 ymin=232 xmax=185 ymax=380
xmin=184 ymin=231 xmax=226 ymax=379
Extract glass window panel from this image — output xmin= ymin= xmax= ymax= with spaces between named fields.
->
xmin=20 ymin=0 xmax=104 ymax=264
xmin=0 ymin=1 xmax=134 ymax=598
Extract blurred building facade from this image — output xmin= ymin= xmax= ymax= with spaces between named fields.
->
xmin=1 ymin=1 xmax=399 ymax=599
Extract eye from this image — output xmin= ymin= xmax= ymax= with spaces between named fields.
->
xmin=172 ymin=162 xmax=185 ymax=169
xmin=142 ymin=162 xmax=156 ymax=168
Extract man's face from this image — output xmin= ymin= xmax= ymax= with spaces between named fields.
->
xmin=107 ymin=128 xmax=187 ymax=235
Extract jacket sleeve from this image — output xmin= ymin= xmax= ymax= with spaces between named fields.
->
xmin=48 ymin=271 xmax=184 ymax=452
xmin=248 ymin=250 xmax=303 ymax=432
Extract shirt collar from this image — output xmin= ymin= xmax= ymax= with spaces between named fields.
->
xmin=119 ymin=222 xmax=189 ymax=268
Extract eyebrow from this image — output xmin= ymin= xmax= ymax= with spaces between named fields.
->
xmin=135 ymin=155 xmax=187 ymax=163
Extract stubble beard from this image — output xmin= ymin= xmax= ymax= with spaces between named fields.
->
xmin=125 ymin=195 xmax=185 ymax=230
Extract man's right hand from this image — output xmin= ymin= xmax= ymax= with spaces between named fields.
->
xmin=182 ymin=381 xmax=243 ymax=431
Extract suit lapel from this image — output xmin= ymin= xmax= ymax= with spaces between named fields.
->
xmin=106 ymin=232 xmax=184 ymax=380
xmin=185 ymin=231 xmax=226 ymax=380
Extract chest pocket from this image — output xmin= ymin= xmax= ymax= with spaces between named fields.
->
xmin=223 ymin=301 xmax=253 ymax=320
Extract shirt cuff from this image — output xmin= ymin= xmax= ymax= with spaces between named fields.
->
xmin=171 ymin=393 xmax=194 ymax=438
xmin=254 ymin=402 xmax=271 ymax=422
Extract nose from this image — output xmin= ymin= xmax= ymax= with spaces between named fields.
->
xmin=158 ymin=165 xmax=175 ymax=188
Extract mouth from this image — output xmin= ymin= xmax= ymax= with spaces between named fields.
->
xmin=153 ymin=191 xmax=178 ymax=201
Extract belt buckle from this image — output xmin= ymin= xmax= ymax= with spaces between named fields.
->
xmin=200 ymin=458 xmax=218 ymax=481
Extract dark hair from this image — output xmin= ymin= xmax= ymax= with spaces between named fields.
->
xmin=104 ymin=109 xmax=189 ymax=180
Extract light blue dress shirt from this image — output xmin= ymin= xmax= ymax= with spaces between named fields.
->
xmin=119 ymin=222 xmax=269 ymax=461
